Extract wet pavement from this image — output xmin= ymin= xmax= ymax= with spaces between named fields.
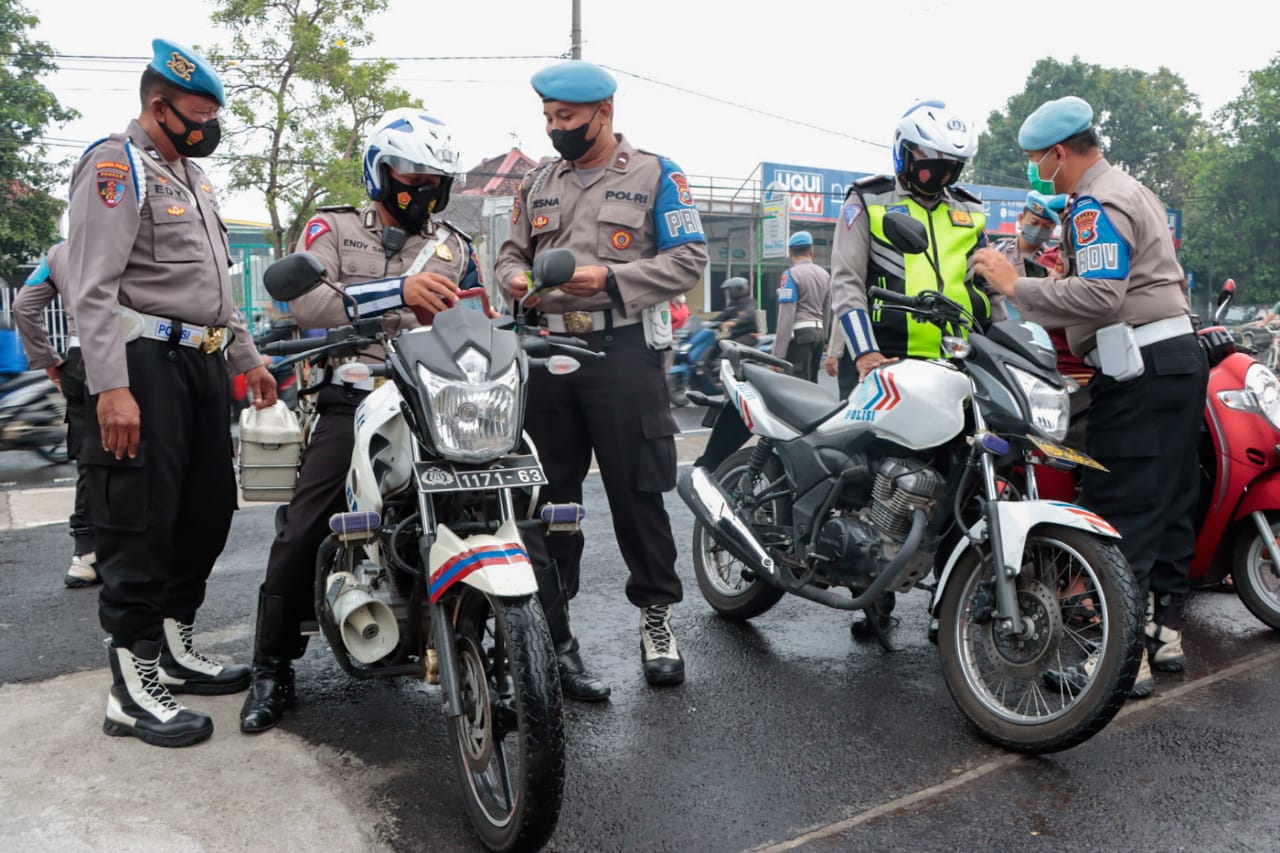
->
xmin=4 ymin=445 xmax=1280 ymax=850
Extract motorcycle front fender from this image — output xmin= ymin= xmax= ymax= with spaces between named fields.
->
xmin=427 ymin=519 xmax=539 ymax=604
xmin=1234 ymin=468 xmax=1280 ymax=520
xmin=930 ymin=500 xmax=1121 ymax=615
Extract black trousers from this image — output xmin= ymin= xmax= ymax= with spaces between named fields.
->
xmin=835 ymin=350 xmax=857 ymax=400
xmin=524 ymin=324 xmax=681 ymax=640
xmin=260 ymin=385 xmax=366 ymax=655
xmin=83 ymin=339 xmax=237 ymax=646
xmin=60 ymin=347 xmax=95 ymax=555
xmin=1079 ymin=334 xmax=1208 ymax=628
xmin=786 ymin=326 xmax=824 ymax=383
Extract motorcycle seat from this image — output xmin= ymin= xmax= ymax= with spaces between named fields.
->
xmin=741 ymin=362 xmax=842 ymax=432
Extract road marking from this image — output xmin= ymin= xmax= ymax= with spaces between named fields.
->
xmin=748 ymin=644 xmax=1280 ymax=852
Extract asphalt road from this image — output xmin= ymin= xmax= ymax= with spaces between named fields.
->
xmin=3 ymin=396 xmax=1280 ymax=851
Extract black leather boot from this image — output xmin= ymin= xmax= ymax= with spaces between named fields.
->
xmin=160 ymin=617 xmax=251 ymax=695
xmin=240 ymin=587 xmax=302 ymax=733
xmin=103 ymin=638 xmax=213 ymax=747
xmin=240 ymin=656 xmax=295 ymax=733
xmin=557 ymin=638 xmax=611 ymax=702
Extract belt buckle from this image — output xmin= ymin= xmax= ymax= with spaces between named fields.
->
xmin=563 ymin=311 xmax=594 ymax=335
xmin=200 ymin=326 xmax=226 ymax=353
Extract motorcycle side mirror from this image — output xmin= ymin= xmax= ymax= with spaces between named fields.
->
xmin=1212 ymin=278 xmax=1236 ymax=324
xmin=263 ymin=252 xmax=327 ymax=302
xmin=881 ymin=212 xmax=930 ymax=255
xmin=531 ymin=248 xmax=576 ymax=293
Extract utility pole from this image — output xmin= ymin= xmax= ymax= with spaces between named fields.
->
xmin=571 ymin=0 xmax=582 ymax=59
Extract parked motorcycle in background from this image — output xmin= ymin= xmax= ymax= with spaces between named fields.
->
xmin=1035 ymin=280 xmax=1280 ymax=631
xmin=257 ymin=248 xmax=596 ymax=852
xmin=679 ymin=213 xmax=1143 ymax=754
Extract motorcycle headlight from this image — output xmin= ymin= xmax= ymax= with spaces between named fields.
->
xmin=1221 ymin=362 xmax=1280 ymax=432
xmin=1008 ymin=365 xmax=1069 ymax=442
xmin=417 ymin=348 xmax=521 ymax=463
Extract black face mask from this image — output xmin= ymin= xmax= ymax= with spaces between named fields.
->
xmin=549 ymin=105 xmax=601 ymax=162
xmin=382 ymin=172 xmax=445 ymax=232
xmin=160 ymin=99 xmax=222 ymax=158
xmin=903 ymin=152 xmax=963 ymax=199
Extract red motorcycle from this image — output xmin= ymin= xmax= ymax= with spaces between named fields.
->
xmin=1035 ymin=281 xmax=1280 ymax=630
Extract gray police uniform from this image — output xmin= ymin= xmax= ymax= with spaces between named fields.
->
xmin=773 ymin=258 xmax=830 ymax=381
xmin=65 ymin=120 xmax=260 ymax=645
xmin=495 ymin=135 xmax=707 ymax=635
xmin=258 ymin=204 xmax=477 ymax=657
xmin=12 ymin=243 xmax=94 ymax=556
xmin=1012 ymin=157 xmax=1207 ymax=625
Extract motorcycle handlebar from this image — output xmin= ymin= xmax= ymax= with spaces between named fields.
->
xmin=262 ymin=337 xmax=324 ymax=356
xmin=867 ymin=286 xmax=915 ymax=307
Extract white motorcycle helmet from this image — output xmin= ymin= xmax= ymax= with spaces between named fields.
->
xmin=362 ymin=107 xmax=460 ymax=222
xmin=891 ymin=100 xmax=978 ymax=198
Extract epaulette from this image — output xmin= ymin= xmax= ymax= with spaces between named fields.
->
xmin=848 ymin=174 xmax=895 ymax=198
xmin=441 ymin=220 xmax=472 ymax=243
xmin=948 ymin=184 xmax=983 ymax=205
xmin=526 ymin=159 xmax=559 ymax=198
xmin=317 ymin=204 xmax=358 ymax=213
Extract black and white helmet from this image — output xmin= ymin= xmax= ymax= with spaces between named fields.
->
xmin=892 ymin=100 xmax=978 ymax=174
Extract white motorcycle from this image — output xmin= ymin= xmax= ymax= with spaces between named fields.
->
xmin=678 ymin=213 xmax=1144 ymax=754
xmin=262 ymin=248 xmax=594 ymax=852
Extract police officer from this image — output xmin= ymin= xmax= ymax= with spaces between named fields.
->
xmin=773 ymin=231 xmax=831 ymax=382
xmin=65 ymin=39 xmax=277 ymax=747
xmin=241 ymin=108 xmax=478 ymax=733
xmin=830 ymin=99 xmax=990 ymax=639
xmin=497 ymin=60 xmax=708 ymax=695
xmin=973 ymin=96 xmax=1208 ymax=698
xmin=12 ymin=241 xmax=100 ymax=589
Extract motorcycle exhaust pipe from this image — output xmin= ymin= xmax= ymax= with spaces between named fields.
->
xmin=677 ymin=466 xmax=777 ymax=581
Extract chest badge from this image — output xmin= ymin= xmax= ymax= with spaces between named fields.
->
xmin=167 ymin=205 xmax=186 ymax=216
xmin=435 ymin=243 xmax=454 ymax=261
xmin=611 ymin=229 xmax=633 ymax=250
xmin=949 ymin=209 xmax=974 ymax=227
xmin=533 ymin=214 xmax=549 ymax=229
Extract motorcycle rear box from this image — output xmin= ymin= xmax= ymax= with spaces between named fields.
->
xmin=238 ymin=401 xmax=303 ymax=502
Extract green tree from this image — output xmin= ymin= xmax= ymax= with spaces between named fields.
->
xmin=0 ymin=0 xmax=76 ymax=279
xmin=1181 ymin=53 xmax=1280 ymax=309
xmin=205 ymin=0 xmax=419 ymax=255
xmin=975 ymin=56 xmax=1202 ymax=205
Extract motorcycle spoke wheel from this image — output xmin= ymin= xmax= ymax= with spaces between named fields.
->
xmin=938 ymin=525 xmax=1141 ymax=754
xmin=692 ymin=448 xmax=787 ymax=620
xmin=1232 ymin=512 xmax=1280 ymax=631
xmin=447 ymin=592 xmax=564 ymax=852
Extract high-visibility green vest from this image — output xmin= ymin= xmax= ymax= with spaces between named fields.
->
xmin=856 ymin=177 xmax=989 ymax=359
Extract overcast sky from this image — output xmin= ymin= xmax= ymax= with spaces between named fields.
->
xmin=30 ymin=0 xmax=1280 ymax=222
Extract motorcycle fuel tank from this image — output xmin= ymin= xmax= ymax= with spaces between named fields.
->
xmin=818 ymin=359 xmax=970 ymax=449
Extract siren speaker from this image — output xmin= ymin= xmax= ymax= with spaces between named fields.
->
xmin=326 ymin=572 xmax=399 ymax=664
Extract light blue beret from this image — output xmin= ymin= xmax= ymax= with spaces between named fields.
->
xmin=531 ymin=60 xmax=617 ymax=103
xmin=1018 ymin=96 xmax=1093 ymax=151
xmin=1023 ymin=191 xmax=1068 ymax=225
xmin=787 ymin=231 xmax=813 ymax=249
xmin=149 ymin=38 xmax=225 ymax=106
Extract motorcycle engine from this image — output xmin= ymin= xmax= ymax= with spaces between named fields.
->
xmin=814 ymin=457 xmax=944 ymax=591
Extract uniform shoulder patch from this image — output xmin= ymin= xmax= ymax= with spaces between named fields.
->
xmin=841 ymin=198 xmax=864 ymax=229
xmin=303 ymin=217 xmax=332 ymax=249
xmin=776 ymin=271 xmax=797 ymax=303
xmin=1070 ymin=195 xmax=1130 ymax=280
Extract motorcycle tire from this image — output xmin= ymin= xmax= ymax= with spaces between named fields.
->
xmin=1230 ymin=511 xmax=1280 ymax=631
xmin=936 ymin=524 xmax=1142 ymax=754
xmin=448 ymin=590 xmax=565 ymax=852
xmin=692 ymin=447 xmax=787 ymax=620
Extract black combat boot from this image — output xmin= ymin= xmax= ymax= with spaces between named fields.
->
xmin=103 ymin=638 xmax=214 ymax=747
xmin=556 ymin=637 xmax=611 ymax=702
xmin=160 ymin=617 xmax=251 ymax=694
xmin=240 ymin=587 xmax=304 ymax=733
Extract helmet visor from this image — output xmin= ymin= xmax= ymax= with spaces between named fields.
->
xmin=381 ymin=149 xmax=459 ymax=177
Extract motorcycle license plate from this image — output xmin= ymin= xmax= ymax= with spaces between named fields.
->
xmin=1028 ymin=436 xmax=1108 ymax=472
xmin=415 ymin=455 xmax=546 ymax=493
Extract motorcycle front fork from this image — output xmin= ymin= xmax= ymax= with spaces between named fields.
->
xmin=973 ymin=409 xmax=1036 ymax=640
